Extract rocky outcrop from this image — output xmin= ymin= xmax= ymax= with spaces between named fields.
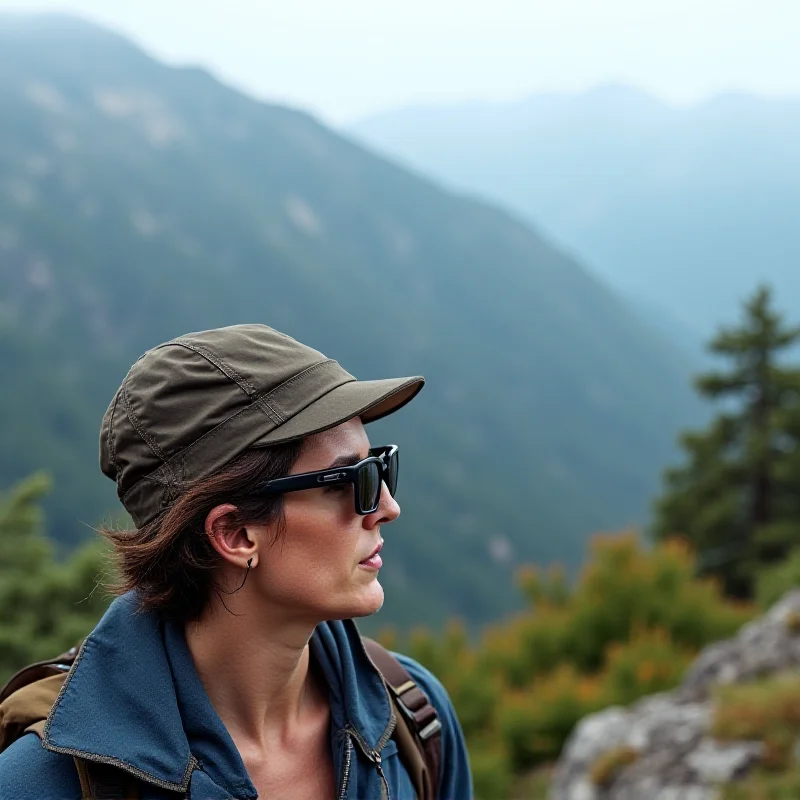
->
xmin=551 ymin=590 xmax=800 ymax=800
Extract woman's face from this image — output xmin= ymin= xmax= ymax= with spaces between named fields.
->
xmin=248 ymin=417 xmax=400 ymax=622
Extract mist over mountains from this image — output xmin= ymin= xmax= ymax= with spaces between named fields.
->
xmin=351 ymin=85 xmax=800 ymax=348
xmin=0 ymin=15 xmax=702 ymax=627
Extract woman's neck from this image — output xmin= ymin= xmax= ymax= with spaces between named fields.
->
xmin=184 ymin=600 xmax=326 ymax=749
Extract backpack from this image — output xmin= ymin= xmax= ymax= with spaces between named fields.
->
xmin=0 ymin=637 xmax=442 ymax=800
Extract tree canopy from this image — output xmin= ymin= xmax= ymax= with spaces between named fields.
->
xmin=0 ymin=473 xmax=111 ymax=683
xmin=654 ymin=285 xmax=800 ymax=596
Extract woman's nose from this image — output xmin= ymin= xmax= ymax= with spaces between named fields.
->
xmin=368 ymin=481 xmax=400 ymax=526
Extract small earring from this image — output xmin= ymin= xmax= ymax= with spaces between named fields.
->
xmin=224 ymin=557 xmax=253 ymax=594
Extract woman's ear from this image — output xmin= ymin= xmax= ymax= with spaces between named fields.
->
xmin=205 ymin=503 xmax=259 ymax=569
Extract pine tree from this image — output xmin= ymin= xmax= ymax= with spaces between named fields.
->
xmin=0 ymin=473 xmax=112 ymax=682
xmin=653 ymin=285 xmax=800 ymax=597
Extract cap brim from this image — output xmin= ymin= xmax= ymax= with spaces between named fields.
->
xmin=250 ymin=375 xmax=424 ymax=446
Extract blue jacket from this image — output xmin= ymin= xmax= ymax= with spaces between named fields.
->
xmin=0 ymin=593 xmax=472 ymax=799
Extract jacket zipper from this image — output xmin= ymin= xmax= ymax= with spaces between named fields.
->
xmin=350 ymin=630 xmax=399 ymax=800
xmin=355 ymin=632 xmax=398 ymax=755
xmin=338 ymin=733 xmax=353 ymax=800
xmin=345 ymin=724 xmax=392 ymax=800
xmin=374 ymin=752 xmax=389 ymax=800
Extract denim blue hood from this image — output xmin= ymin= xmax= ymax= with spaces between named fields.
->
xmin=39 ymin=592 xmax=395 ymax=797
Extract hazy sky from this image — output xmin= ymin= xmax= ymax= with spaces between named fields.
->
xmin=3 ymin=0 xmax=799 ymax=123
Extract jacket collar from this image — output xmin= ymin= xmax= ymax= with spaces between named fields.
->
xmin=310 ymin=615 xmax=395 ymax=749
xmin=42 ymin=593 xmax=393 ymax=794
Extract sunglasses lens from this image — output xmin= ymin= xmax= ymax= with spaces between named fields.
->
xmin=358 ymin=462 xmax=382 ymax=512
xmin=386 ymin=449 xmax=399 ymax=497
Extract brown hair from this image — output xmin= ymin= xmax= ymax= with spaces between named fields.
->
xmin=102 ymin=440 xmax=304 ymax=622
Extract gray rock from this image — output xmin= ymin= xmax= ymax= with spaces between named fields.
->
xmin=550 ymin=591 xmax=800 ymax=799
xmin=685 ymin=739 xmax=763 ymax=783
xmin=678 ymin=589 xmax=800 ymax=702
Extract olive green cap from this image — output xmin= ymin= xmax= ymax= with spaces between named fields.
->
xmin=100 ymin=324 xmax=424 ymax=527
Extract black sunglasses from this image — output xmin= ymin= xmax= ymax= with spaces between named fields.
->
xmin=257 ymin=445 xmax=399 ymax=515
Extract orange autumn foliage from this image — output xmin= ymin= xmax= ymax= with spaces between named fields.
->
xmin=383 ymin=531 xmax=755 ymax=798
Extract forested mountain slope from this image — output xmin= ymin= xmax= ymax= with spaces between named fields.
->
xmin=0 ymin=16 xmax=700 ymax=626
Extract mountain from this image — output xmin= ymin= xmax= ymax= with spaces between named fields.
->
xmin=350 ymin=85 xmax=800 ymax=345
xmin=0 ymin=16 xmax=702 ymax=628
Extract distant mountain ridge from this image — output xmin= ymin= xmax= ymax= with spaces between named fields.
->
xmin=351 ymin=85 xmax=800 ymax=345
xmin=0 ymin=16 xmax=701 ymax=627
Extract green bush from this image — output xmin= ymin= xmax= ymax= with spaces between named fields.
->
xmin=600 ymin=629 xmax=695 ymax=706
xmin=497 ymin=666 xmax=604 ymax=769
xmin=0 ymin=474 xmax=113 ymax=682
xmin=388 ymin=532 xmax=756 ymax=795
xmin=712 ymin=673 xmax=800 ymax=771
xmin=721 ymin=769 xmax=800 ymax=799
xmin=469 ymin=739 xmax=514 ymax=800
xmin=756 ymin=548 xmax=800 ymax=610
xmin=559 ymin=534 xmax=751 ymax=671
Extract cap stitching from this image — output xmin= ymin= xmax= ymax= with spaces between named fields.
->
xmin=121 ymin=360 xmax=356 ymax=522
xmin=123 ymin=365 xmax=345 ymax=512
xmin=255 ymin=360 xmax=339 ymax=420
xmin=120 ymin=403 xmax=277 ymax=514
xmin=124 ymin=405 xmax=266 ymax=516
xmin=263 ymin=379 xmax=420 ymax=445
xmin=165 ymin=361 xmax=350 ymax=471
xmin=105 ymin=353 xmax=148 ymax=488
xmin=120 ymin=380 xmax=179 ymax=492
xmin=171 ymin=341 xmax=259 ymax=397
xmin=170 ymin=340 xmax=285 ymax=424
xmin=172 ymin=403 xmax=257 ymax=473
xmin=121 ymin=380 xmax=168 ymax=462
xmin=249 ymin=360 xmax=341 ymax=424
xmin=106 ymin=390 xmax=122 ymax=486
xmin=126 ymin=470 xmax=182 ymax=523
xmin=258 ymin=400 xmax=285 ymax=424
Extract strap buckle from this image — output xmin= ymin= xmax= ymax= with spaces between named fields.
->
xmin=394 ymin=684 xmax=443 ymax=741
xmin=419 ymin=718 xmax=443 ymax=741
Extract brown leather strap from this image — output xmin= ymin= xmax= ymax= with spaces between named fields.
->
xmin=2 ymin=673 xmax=69 ymax=752
xmin=0 ymin=645 xmax=79 ymax=704
xmin=1 ymin=647 xmax=78 ymax=754
xmin=73 ymin=757 xmax=95 ymax=799
xmin=74 ymin=759 xmax=143 ymax=800
xmin=362 ymin=637 xmax=442 ymax=800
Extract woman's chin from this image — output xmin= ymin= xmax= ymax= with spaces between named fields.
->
xmin=342 ymin=581 xmax=385 ymax=619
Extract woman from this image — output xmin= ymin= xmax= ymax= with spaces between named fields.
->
xmin=0 ymin=324 xmax=472 ymax=799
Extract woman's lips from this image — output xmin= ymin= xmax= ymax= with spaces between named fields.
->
xmin=359 ymin=542 xmax=383 ymax=570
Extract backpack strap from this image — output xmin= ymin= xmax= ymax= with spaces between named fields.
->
xmin=362 ymin=638 xmax=443 ymax=800
xmin=0 ymin=647 xmax=78 ymax=754
xmin=0 ymin=645 xmax=79 ymax=705
xmin=73 ymin=758 xmax=142 ymax=800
